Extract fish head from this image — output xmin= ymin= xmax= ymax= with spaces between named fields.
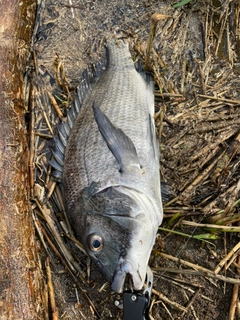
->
xmin=70 ymin=185 xmax=160 ymax=293
xmin=110 ymin=199 xmax=159 ymax=293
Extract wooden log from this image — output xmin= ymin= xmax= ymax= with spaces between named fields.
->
xmin=0 ymin=0 xmax=47 ymax=318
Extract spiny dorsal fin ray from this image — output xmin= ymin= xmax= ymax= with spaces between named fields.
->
xmin=48 ymin=59 xmax=107 ymax=180
xmin=92 ymin=103 xmax=141 ymax=173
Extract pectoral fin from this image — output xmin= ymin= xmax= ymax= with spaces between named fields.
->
xmin=92 ymin=103 xmax=140 ymax=173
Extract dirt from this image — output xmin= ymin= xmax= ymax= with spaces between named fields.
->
xmin=29 ymin=0 xmax=240 ymax=319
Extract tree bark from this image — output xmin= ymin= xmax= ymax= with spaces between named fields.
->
xmin=0 ymin=0 xmax=47 ymax=319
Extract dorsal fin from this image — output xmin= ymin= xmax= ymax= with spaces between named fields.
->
xmin=48 ymin=59 xmax=107 ymax=181
xmin=92 ymin=103 xmax=141 ymax=173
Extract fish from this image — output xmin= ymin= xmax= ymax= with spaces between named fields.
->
xmin=50 ymin=40 xmax=163 ymax=293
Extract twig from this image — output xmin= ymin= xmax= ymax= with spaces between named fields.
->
xmin=35 ymin=131 xmax=53 ymax=139
xmin=163 ymin=211 xmax=204 ymax=218
xmin=154 ymin=267 xmax=240 ymax=285
xmin=214 ymin=242 xmax=240 ymax=275
xmin=203 ymin=182 xmax=239 ymax=215
xmin=36 ymin=94 xmax=54 ymax=134
xmin=46 ymin=257 xmax=59 ymax=320
xmin=154 ymin=251 xmax=240 ymax=284
xmin=29 ymin=86 xmax=35 ymax=198
xmin=47 ymin=91 xmax=65 ymax=121
xmin=145 ymin=13 xmax=172 ymax=71
xmin=182 ymin=220 xmax=240 ymax=233
xmin=189 ymin=128 xmax=237 ymax=162
xmin=228 ymin=283 xmax=239 ymax=320
xmin=152 ymin=288 xmax=187 ymax=312
xmin=47 ymin=180 xmax=57 ymax=199
xmin=34 ymin=199 xmax=86 ymax=278
xmin=181 ymin=287 xmax=201 ymax=318
xmin=215 ymin=3 xmax=228 ymax=56
xmin=36 ymin=216 xmax=100 ymax=318
xmin=179 ymin=150 xmax=225 ymax=201
xmin=228 ymin=241 xmax=240 ymax=320
xmin=159 ymin=301 xmax=174 ymax=320
xmin=157 ymin=103 xmax=166 ymax=142
xmin=197 ymin=94 xmax=240 ymax=105
xmin=188 ymin=119 xmax=240 ymax=134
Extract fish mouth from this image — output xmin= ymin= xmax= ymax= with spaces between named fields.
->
xmin=111 ymin=259 xmax=146 ymax=293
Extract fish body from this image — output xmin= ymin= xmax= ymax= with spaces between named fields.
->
xmin=62 ymin=40 xmax=163 ymax=293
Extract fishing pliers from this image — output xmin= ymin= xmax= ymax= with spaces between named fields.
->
xmin=122 ymin=266 xmax=153 ymax=320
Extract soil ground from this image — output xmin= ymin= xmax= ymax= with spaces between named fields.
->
xmin=29 ymin=0 xmax=240 ymax=319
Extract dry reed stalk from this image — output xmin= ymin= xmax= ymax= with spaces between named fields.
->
xmin=46 ymin=257 xmax=59 ymax=320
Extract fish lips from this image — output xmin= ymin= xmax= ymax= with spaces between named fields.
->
xmin=111 ymin=259 xmax=145 ymax=293
xmin=110 ymin=217 xmax=156 ymax=293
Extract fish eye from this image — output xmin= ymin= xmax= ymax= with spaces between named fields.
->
xmin=88 ymin=233 xmax=103 ymax=252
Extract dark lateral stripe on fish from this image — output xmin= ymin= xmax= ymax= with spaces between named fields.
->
xmin=92 ymin=103 xmax=140 ymax=173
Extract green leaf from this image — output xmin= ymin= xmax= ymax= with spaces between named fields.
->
xmin=192 ymin=233 xmax=219 ymax=240
xmin=172 ymin=0 xmax=192 ymax=8
xmin=166 ymin=212 xmax=181 ymax=228
xmin=158 ymin=227 xmax=217 ymax=248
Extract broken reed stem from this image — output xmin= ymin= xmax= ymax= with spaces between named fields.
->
xmin=154 ymin=267 xmax=240 ymax=285
xmin=35 ymin=131 xmax=53 ymax=139
xmin=203 ymin=182 xmax=239 ymax=215
xmin=198 ymin=61 xmax=206 ymax=94
xmin=151 ymin=288 xmax=187 ymax=312
xmin=157 ymin=103 xmax=166 ymax=142
xmin=224 ymin=178 xmax=240 ymax=215
xmin=214 ymin=242 xmax=240 ymax=275
xmin=179 ymin=145 xmax=222 ymax=192
xmin=46 ymin=257 xmax=59 ymax=320
xmin=32 ymin=211 xmax=53 ymax=258
xmin=181 ymin=287 xmax=202 ymax=317
xmin=228 ymin=283 xmax=239 ymax=320
xmin=189 ymin=128 xmax=237 ymax=162
xmin=158 ymin=301 xmax=174 ymax=320
xmin=47 ymin=91 xmax=65 ymax=121
xmin=215 ymin=4 xmax=228 ymax=56
xmin=228 ymin=238 xmax=240 ymax=320
xmin=188 ymin=119 xmax=240 ymax=134
xmin=35 ymin=214 xmax=100 ymax=319
xmin=145 ymin=13 xmax=172 ymax=71
xmin=197 ymin=94 xmax=240 ymax=105
xmin=29 ymin=86 xmax=35 ymax=198
xmin=34 ymin=199 xmax=86 ymax=278
xmin=182 ymin=220 xmax=240 ymax=233
xmin=36 ymin=94 xmax=54 ymax=134
xmin=163 ymin=211 xmax=203 ymax=218
xmin=154 ymin=252 xmax=240 ymax=285
xmin=47 ymin=180 xmax=57 ymax=199
xmin=179 ymin=150 xmax=225 ymax=200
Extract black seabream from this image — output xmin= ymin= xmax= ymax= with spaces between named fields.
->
xmin=59 ymin=40 xmax=163 ymax=293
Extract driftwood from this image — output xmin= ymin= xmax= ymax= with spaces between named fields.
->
xmin=0 ymin=0 xmax=47 ymax=319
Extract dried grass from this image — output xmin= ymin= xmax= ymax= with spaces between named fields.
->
xmin=28 ymin=0 xmax=240 ymax=318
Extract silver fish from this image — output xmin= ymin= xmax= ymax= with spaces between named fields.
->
xmin=62 ymin=40 xmax=163 ymax=293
